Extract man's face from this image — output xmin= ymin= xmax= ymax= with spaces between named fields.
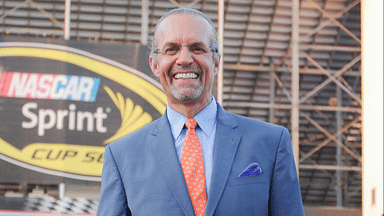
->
xmin=150 ymin=14 xmax=219 ymax=107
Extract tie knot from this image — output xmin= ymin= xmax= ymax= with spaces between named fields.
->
xmin=185 ymin=118 xmax=197 ymax=130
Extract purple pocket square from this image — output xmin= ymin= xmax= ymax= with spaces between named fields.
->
xmin=237 ymin=162 xmax=263 ymax=177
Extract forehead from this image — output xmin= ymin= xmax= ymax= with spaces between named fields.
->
xmin=156 ymin=14 xmax=213 ymax=47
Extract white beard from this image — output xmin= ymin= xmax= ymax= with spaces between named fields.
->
xmin=170 ymin=82 xmax=204 ymax=101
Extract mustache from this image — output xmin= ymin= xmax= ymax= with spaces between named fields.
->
xmin=170 ymin=64 xmax=202 ymax=74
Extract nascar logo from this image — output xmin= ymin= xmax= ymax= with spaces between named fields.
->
xmin=0 ymin=42 xmax=167 ymax=181
xmin=0 ymin=72 xmax=100 ymax=102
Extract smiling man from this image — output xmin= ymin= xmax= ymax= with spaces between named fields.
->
xmin=150 ymin=10 xmax=219 ymax=118
xmin=97 ymin=8 xmax=305 ymax=216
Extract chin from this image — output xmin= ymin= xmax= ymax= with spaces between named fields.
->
xmin=173 ymin=94 xmax=200 ymax=101
xmin=172 ymin=91 xmax=202 ymax=101
xmin=171 ymin=87 xmax=203 ymax=101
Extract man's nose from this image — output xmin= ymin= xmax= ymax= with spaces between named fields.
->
xmin=176 ymin=47 xmax=193 ymax=66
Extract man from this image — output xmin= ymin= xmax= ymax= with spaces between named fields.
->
xmin=97 ymin=8 xmax=305 ymax=216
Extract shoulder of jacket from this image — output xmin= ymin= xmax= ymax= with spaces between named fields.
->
xmin=106 ymin=117 xmax=162 ymax=149
xmin=229 ymin=112 xmax=288 ymax=133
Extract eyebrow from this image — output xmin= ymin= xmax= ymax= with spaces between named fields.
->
xmin=161 ymin=42 xmax=208 ymax=48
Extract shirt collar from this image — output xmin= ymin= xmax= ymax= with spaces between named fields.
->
xmin=167 ymin=97 xmax=217 ymax=140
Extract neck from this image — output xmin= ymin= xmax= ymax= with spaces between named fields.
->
xmin=168 ymin=95 xmax=212 ymax=118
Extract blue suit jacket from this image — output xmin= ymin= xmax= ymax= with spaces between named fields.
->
xmin=97 ymin=104 xmax=305 ymax=216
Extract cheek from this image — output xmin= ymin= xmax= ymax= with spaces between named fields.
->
xmin=158 ymin=61 xmax=175 ymax=79
xmin=199 ymin=61 xmax=215 ymax=80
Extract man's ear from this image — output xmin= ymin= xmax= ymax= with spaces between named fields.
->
xmin=149 ymin=57 xmax=160 ymax=78
xmin=213 ymin=56 xmax=221 ymax=75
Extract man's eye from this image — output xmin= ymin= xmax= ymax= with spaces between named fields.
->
xmin=191 ymin=47 xmax=206 ymax=54
xmin=164 ymin=48 xmax=178 ymax=55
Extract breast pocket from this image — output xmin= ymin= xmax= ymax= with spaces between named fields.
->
xmin=229 ymin=174 xmax=270 ymax=187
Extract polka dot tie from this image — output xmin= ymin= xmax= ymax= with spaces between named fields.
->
xmin=181 ymin=118 xmax=207 ymax=216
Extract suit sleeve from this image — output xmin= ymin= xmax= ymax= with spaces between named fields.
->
xmin=269 ymin=128 xmax=305 ymax=216
xmin=97 ymin=145 xmax=131 ymax=216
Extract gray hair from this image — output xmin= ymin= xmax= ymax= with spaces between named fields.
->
xmin=149 ymin=8 xmax=220 ymax=64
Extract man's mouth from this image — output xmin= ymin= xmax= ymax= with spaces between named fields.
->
xmin=173 ymin=73 xmax=199 ymax=80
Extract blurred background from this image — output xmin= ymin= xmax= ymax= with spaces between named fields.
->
xmin=0 ymin=0 xmax=382 ymax=216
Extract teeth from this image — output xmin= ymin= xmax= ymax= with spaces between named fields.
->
xmin=174 ymin=73 xmax=198 ymax=79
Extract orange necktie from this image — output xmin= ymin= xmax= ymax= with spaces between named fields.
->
xmin=181 ymin=118 xmax=207 ymax=216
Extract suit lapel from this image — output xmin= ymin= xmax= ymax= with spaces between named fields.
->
xmin=148 ymin=113 xmax=195 ymax=216
xmin=205 ymin=105 xmax=241 ymax=216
